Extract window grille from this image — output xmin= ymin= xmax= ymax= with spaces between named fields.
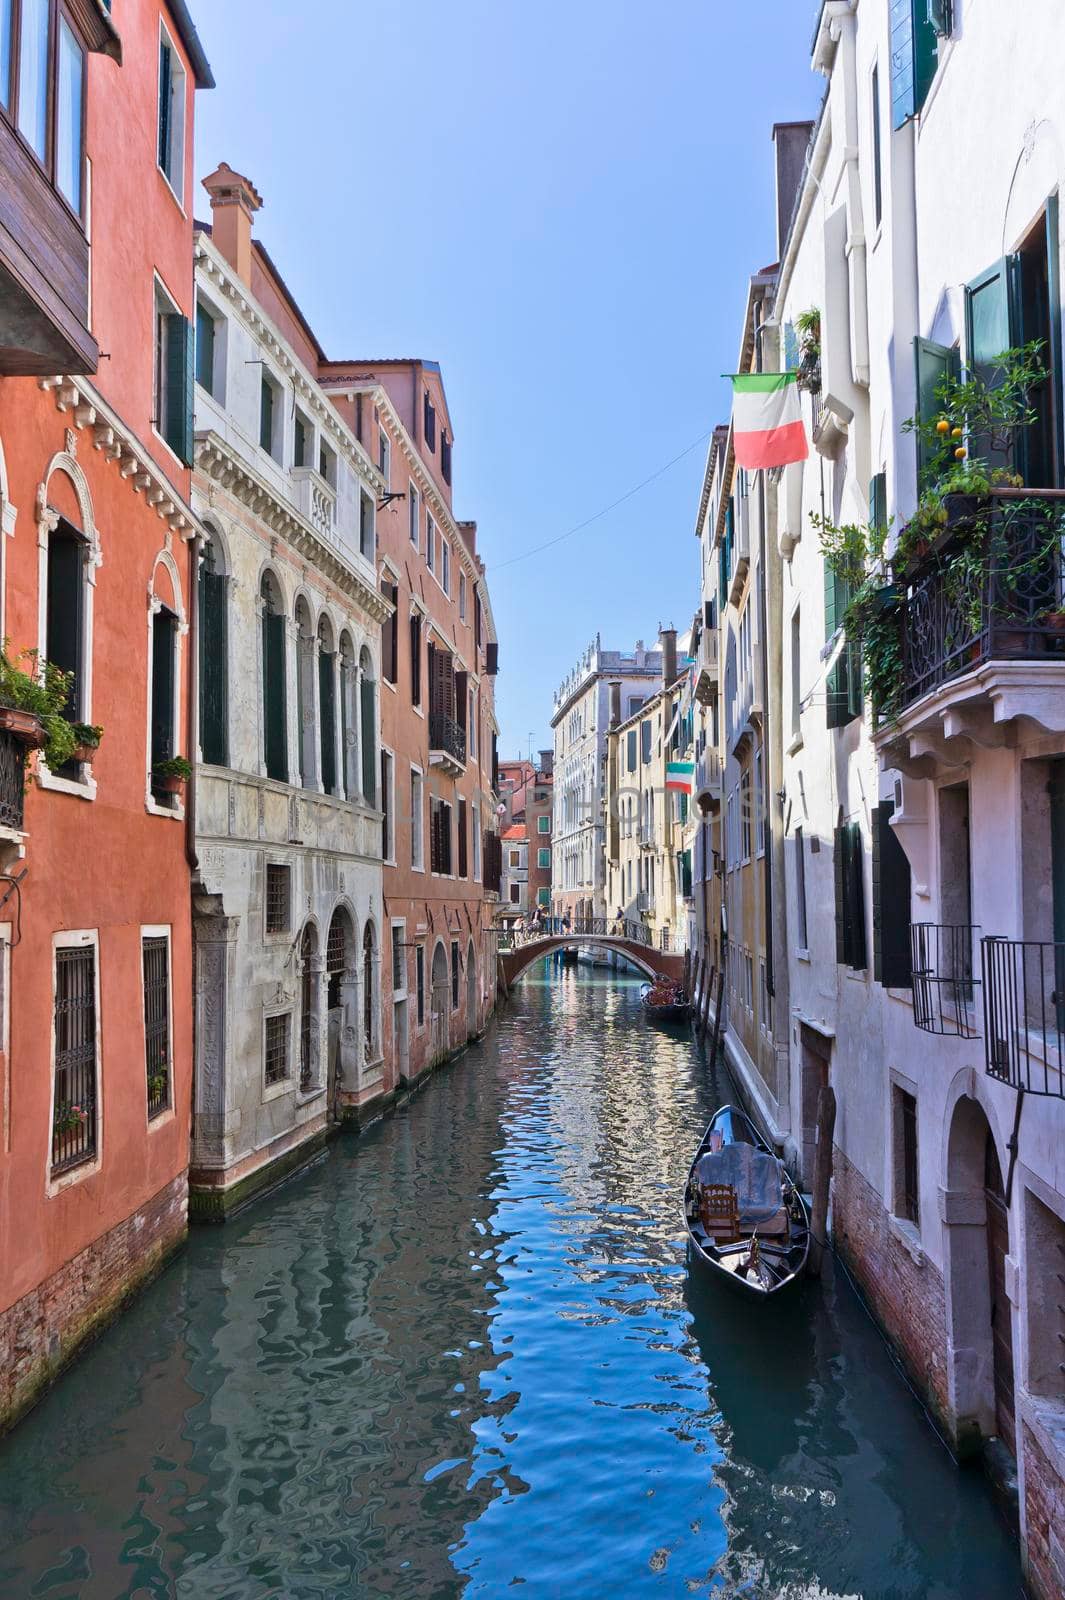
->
xmin=299 ymin=927 xmax=316 ymax=1092
xmin=391 ymin=926 xmax=404 ymax=992
xmin=264 ymin=1013 xmax=290 ymax=1086
xmin=451 ymin=940 xmax=460 ymax=1010
xmin=265 ymin=863 xmax=290 ymax=934
xmin=143 ymin=936 xmax=170 ymax=1118
xmin=52 ymin=946 xmax=97 ymax=1174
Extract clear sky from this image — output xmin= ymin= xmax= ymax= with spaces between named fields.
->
xmin=192 ymin=2 xmax=824 ymax=758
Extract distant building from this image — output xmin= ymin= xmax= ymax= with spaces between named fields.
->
xmin=499 ymin=752 xmax=554 ymax=919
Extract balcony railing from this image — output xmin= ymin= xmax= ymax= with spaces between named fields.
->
xmin=694 ymin=748 xmax=722 ymax=804
xmin=911 ymin=923 xmax=981 ymax=1037
xmin=983 ymin=936 xmax=1065 ymax=1098
xmin=898 ymin=492 xmax=1065 ymax=709
xmin=0 ymin=729 xmax=26 ymax=832
xmin=292 ymin=467 xmax=338 ymax=541
xmin=429 ymin=712 xmax=467 ymax=769
xmin=694 ymin=630 xmax=719 ymax=705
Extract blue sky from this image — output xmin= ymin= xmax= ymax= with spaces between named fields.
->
xmin=193 ymin=2 xmax=824 ymax=756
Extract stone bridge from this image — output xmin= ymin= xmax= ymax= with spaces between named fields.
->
xmin=497 ymin=920 xmax=685 ymax=992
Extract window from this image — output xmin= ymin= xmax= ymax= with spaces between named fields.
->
xmin=740 ymin=767 xmax=752 ymax=862
xmin=359 ymin=490 xmax=375 ymax=562
xmin=873 ymin=800 xmax=913 ymax=988
xmin=381 ymin=748 xmax=394 ymax=861
xmin=430 ymin=797 xmax=453 ymax=874
xmin=538 ymin=847 xmax=550 ymax=869
xmin=199 ymin=536 xmax=228 ymax=766
xmin=451 ymin=940 xmax=459 ymax=1010
xmin=298 ymin=925 xmax=318 ymax=1092
xmin=509 ymin=884 xmax=520 ymax=905
xmin=318 ymin=440 xmax=336 ymax=488
xmin=640 ymin=721 xmax=652 ymax=764
xmin=441 ymin=433 xmax=452 ymax=485
xmin=17 ymin=0 xmax=48 ymax=160
xmin=424 ymin=391 xmax=436 ymax=451
xmin=469 ymin=688 xmax=477 ymax=760
xmin=459 ymin=572 xmax=467 ymax=621
xmin=509 ymin=849 xmax=521 ymax=869
xmin=416 ymin=945 xmax=425 ymax=1026
xmin=326 ymin=908 xmax=351 ymax=1009
xmin=381 ymin=579 xmax=398 ymax=685
xmin=537 ymin=887 xmax=550 ymax=908
xmin=834 ymin=819 xmax=867 ymax=970
xmin=149 ymin=603 xmax=178 ymax=802
xmin=360 ymin=648 xmax=376 ymax=804
xmin=259 ymin=371 xmax=278 ymax=459
xmin=44 ymin=515 xmax=86 ymax=764
xmin=871 ymin=62 xmax=883 ymax=230
xmin=379 ymin=427 xmax=390 ymax=484
xmin=410 ymin=610 xmax=422 ymax=706
xmin=391 ymin=924 xmax=405 ymax=994
xmin=138 ymin=930 xmax=171 ymax=1119
xmin=293 ymin=410 xmax=310 ymax=468
xmin=363 ymin=924 xmax=376 ymax=1058
xmin=195 ymin=302 xmax=216 ymax=395
xmin=261 ymin=573 xmax=287 ymax=781
xmin=893 ymin=1086 xmax=920 ymax=1227
xmin=410 ymin=768 xmax=424 ymax=870
xmin=158 ymin=23 xmax=187 ymax=197
xmin=425 ymin=513 xmax=435 ymax=572
xmin=264 ymin=1012 xmax=290 ymax=1087
xmin=265 ymin=862 xmax=291 ymax=934
xmin=154 ymin=285 xmax=193 ymax=464
xmin=627 ymin=696 xmax=644 ymax=719
xmin=825 ymin=561 xmax=862 ymax=728
xmin=458 ymin=797 xmax=468 ymax=878
xmin=795 ymin=827 xmax=808 ymax=950
xmin=409 ymin=482 xmax=419 ymax=547
xmin=790 ymin=607 xmax=801 ymax=740
xmin=51 ymin=941 xmax=97 ymax=1175
xmin=473 ymin=806 xmax=482 ymax=880
xmin=537 ymin=815 xmax=550 ymax=834
xmin=754 ymin=748 xmax=764 ymax=857
xmin=56 ymin=16 xmax=83 ymax=211
xmin=627 ymin=729 xmax=637 ymax=773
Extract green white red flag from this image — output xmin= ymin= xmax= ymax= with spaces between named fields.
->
xmin=730 ymin=372 xmax=808 ymax=470
xmin=666 ymin=760 xmax=694 ymax=794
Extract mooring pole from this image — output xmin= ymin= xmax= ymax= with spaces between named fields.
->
xmin=809 ymin=1084 xmax=836 ymax=1280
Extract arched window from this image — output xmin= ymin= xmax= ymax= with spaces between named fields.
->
xmin=339 ymin=633 xmax=358 ymax=798
xmin=299 ymin=922 xmax=319 ymax=1093
xmin=466 ymin=940 xmax=477 ymax=1036
xmin=318 ymin=615 xmax=338 ymax=795
xmin=294 ymin=596 xmax=315 ymax=788
xmin=359 ymin=645 xmax=376 ymax=805
xmin=199 ymin=532 xmax=228 ymax=766
xmin=430 ymin=940 xmax=449 ymax=1062
xmin=363 ymin=921 xmax=377 ymax=1058
xmin=261 ymin=571 xmax=287 ymax=781
xmin=326 ymin=906 xmax=353 ymax=1009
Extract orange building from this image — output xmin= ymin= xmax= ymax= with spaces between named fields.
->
xmin=0 ymin=0 xmax=212 ymax=1429
xmin=321 ymin=362 xmax=502 ymax=1089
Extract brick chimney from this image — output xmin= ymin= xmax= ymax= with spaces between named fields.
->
xmin=660 ymin=629 xmax=677 ymax=690
xmin=202 ymin=162 xmax=262 ymax=285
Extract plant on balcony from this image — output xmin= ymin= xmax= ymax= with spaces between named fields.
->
xmin=794 ymin=308 xmax=822 ymax=393
xmin=0 ymin=646 xmax=80 ymax=772
xmin=152 ymin=755 xmax=192 ymax=794
xmin=811 ymin=511 xmax=904 ymax=718
xmin=71 ymin=723 xmax=104 ymax=763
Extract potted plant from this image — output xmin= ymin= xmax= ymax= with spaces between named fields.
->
xmin=71 ymin=723 xmax=104 ymax=765
xmin=152 ymin=755 xmax=192 ymax=795
xmin=147 ymin=1071 xmax=168 ymax=1105
xmin=794 ymin=308 xmax=822 ymax=394
xmin=53 ymin=1102 xmax=89 ymax=1138
xmin=0 ymin=646 xmax=74 ymax=760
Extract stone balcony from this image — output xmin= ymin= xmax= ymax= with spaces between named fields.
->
xmin=291 ymin=467 xmax=338 ymax=542
xmin=693 ymin=628 xmax=719 ymax=705
xmin=694 ymin=748 xmax=722 ymax=812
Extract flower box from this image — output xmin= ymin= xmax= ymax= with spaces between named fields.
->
xmin=0 ymin=705 xmax=46 ymax=747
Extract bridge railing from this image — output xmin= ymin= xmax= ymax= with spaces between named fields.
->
xmin=497 ymin=917 xmax=683 ymax=954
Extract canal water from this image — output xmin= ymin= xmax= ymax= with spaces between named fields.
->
xmin=0 ymin=962 xmax=1023 ymax=1599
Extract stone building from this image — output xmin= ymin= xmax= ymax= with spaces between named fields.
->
xmin=188 ymin=168 xmax=388 ymax=1217
xmin=551 ymin=638 xmax=661 ymax=924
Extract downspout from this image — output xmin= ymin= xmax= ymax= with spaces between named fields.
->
xmin=185 ymin=529 xmax=202 ymax=874
xmin=754 ymin=292 xmax=774 ymax=1002
xmin=827 ymin=0 xmax=870 ymax=388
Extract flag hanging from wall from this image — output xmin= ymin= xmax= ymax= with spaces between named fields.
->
xmin=665 ymin=760 xmax=695 ymax=794
xmin=730 ymin=372 xmax=809 ymax=470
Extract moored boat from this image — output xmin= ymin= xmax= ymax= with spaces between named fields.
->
xmin=640 ymin=979 xmax=692 ymax=1024
xmin=684 ymin=1105 xmax=809 ymax=1297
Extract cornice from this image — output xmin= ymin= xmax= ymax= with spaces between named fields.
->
xmin=38 ymin=375 xmax=201 ymax=540
xmin=194 ymin=430 xmax=391 ymax=623
xmin=194 ymin=236 xmax=385 ymax=501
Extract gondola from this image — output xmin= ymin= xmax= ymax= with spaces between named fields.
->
xmin=684 ymin=1104 xmax=809 ymax=1298
xmin=639 ymin=980 xmax=691 ymax=1024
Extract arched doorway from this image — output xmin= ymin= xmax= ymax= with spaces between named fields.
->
xmin=363 ymin=922 xmax=378 ymax=1064
xmin=326 ymin=907 xmax=356 ymax=1091
xmin=298 ymin=923 xmax=319 ymax=1093
xmin=430 ymin=941 xmax=449 ymax=1064
xmin=943 ymin=1092 xmax=1016 ymax=1456
xmin=466 ymin=940 xmax=477 ymax=1040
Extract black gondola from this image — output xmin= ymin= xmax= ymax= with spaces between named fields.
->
xmin=639 ymin=980 xmax=692 ymax=1024
xmin=684 ymin=1104 xmax=809 ymax=1298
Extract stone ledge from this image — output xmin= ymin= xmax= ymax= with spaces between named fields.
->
xmin=189 ymin=1125 xmax=335 ymax=1222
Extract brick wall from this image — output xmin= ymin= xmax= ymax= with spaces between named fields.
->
xmin=0 ymin=1172 xmax=187 ymax=1433
xmin=1023 ymin=1422 xmax=1065 ymax=1600
xmin=832 ymin=1145 xmax=950 ymax=1424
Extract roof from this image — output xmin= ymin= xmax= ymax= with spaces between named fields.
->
xmin=253 ymin=239 xmax=328 ymax=365
xmin=501 ymin=825 xmax=525 ymax=842
xmin=167 ymin=0 xmax=214 ymax=88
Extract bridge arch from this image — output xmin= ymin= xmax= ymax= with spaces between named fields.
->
xmin=499 ymin=935 xmax=683 ymax=990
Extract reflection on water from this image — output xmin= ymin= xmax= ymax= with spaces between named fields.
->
xmin=0 ymin=962 xmax=1022 ymax=1598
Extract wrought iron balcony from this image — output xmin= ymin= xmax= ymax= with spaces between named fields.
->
xmin=983 ymin=936 xmax=1065 ymax=1098
xmin=429 ymin=713 xmax=467 ymax=775
xmin=911 ymin=923 xmax=981 ymax=1038
xmin=897 ymin=491 xmax=1065 ymax=710
xmin=0 ymin=728 xmax=27 ymax=834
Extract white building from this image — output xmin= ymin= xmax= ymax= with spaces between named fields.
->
xmin=187 ymin=166 xmax=389 ymax=1218
xmin=550 ymin=637 xmax=662 ymax=924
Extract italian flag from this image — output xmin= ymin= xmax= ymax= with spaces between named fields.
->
xmin=666 ymin=761 xmax=695 ymax=794
xmin=731 ymin=372 xmax=808 ymax=470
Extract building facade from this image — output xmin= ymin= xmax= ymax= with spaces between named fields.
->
xmin=0 ymin=0 xmax=213 ymax=1428
xmin=499 ymin=753 xmax=554 ymax=918
xmin=187 ymin=167 xmax=388 ymax=1218
xmin=551 ymin=639 xmax=661 ymax=924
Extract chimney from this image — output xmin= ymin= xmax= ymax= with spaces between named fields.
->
xmin=202 ymin=162 xmax=263 ymax=286
xmin=660 ymin=629 xmax=677 ymax=690
xmin=608 ymin=681 xmax=622 ymax=730
xmin=772 ymin=122 xmax=815 ymax=260
xmin=539 ymin=749 xmax=554 ymax=777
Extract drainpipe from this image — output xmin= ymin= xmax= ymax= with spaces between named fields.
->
xmin=185 ymin=529 xmax=202 ymax=874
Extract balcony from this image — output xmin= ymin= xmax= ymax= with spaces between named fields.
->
xmin=0 ymin=728 xmax=26 ymax=836
xmin=292 ymin=467 xmax=337 ymax=542
xmin=984 ymin=937 xmax=1065 ymax=1098
xmin=693 ymin=628 xmax=719 ymax=705
xmin=877 ymin=493 xmax=1065 ymax=776
xmin=911 ymin=923 xmax=981 ymax=1038
xmin=429 ymin=712 xmax=467 ymax=777
xmin=694 ymin=748 xmax=722 ymax=812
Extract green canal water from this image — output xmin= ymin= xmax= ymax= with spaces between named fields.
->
xmin=0 ymin=962 xmax=1024 ymax=1598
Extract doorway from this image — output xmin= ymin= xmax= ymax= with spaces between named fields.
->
xmin=799 ymin=1023 xmax=831 ymax=1187
xmin=430 ymin=941 xmax=449 ymax=1064
xmin=394 ymin=997 xmax=409 ymax=1085
xmin=984 ymin=1135 xmax=1016 ymax=1450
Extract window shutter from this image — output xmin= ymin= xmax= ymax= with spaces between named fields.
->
xmin=151 ymin=608 xmax=176 ymax=765
xmin=318 ymin=649 xmax=337 ymax=793
xmin=390 ymin=585 xmax=399 ymax=683
xmin=891 ymin=0 xmax=939 ymax=129
xmin=165 ymin=314 xmax=194 ymax=465
xmin=869 ymin=472 xmax=887 ymax=536
xmin=199 ymin=565 xmax=227 ymax=765
xmin=873 ymin=801 xmax=913 ymax=987
xmin=1046 ymin=194 xmax=1065 ymax=487
xmin=380 ymin=581 xmax=394 ymax=685
xmin=158 ymin=39 xmax=171 ymax=170
xmin=843 ymin=821 xmax=867 ymax=969
xmin=485 ymin=641 xmax=499 ymax=676
xmin=703 ymin=598 xmax=714 ymax=630
xmin=964 ymin=261 xmax=1014 ymax=385
xmin=927 ymin=0 xmax=952 ymax=36
xmin=260 ymin=375 xmax=273 ymax=453
xmin=913 ymin=336 xmax=958 ymax=483
xmin=360 ymin=676 xmax=376 ymax=804
xmin=455 ymin=669 xmax=468 ymax=733
xmin=263 ymin=609 xmax=287 ymax=781
xmin=834 ymin=823 xmax=846 ymax=966
xmin=458 ymin=798 xmax=468 ymax=877
xmin=410 ymin=612 xmax=422 ymax=705
xmin=195 ymin=303 xmax=214 ymax=393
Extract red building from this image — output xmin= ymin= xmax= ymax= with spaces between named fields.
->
xmin=0 ymin=0 xmax=212 ymax=1430
xmin=498 ymin=753 xmax=554 ymax=919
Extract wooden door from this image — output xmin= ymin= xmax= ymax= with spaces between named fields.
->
xmin=984 ymin=1136 xmax=1015 ymax=1451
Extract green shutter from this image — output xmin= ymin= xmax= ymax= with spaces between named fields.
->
xmin=844 ymin=821 xmax=867 ymax=969
xmin=928 ymin=0 xmax=953 ymax=35
xmin=914 ymin=336 xmax=959 ymax=483
xmin=260 ymin=376 xmax=273 ymax=453
xmin=873 ymin=801 xmax=913 ymax=987
xmin=199 ymin=565 xmax=227 ymax=765
xmin=158 ymin=40 xmax=171 ymax=171
xmin=361 ymin=676 xmax=376 ymax=803
xmin=1046 ymin=193 xmax=1064 ymax=487
xmin=195 ymin=303 xmax=214 ymax=393
xmin=319 ymin=651 xmax=337 ymax=794
xmin=834 ymin=823 xmax=846 ymax=965
xmin=891 ymin=0 xmax=939 ymax=129
xmin=165 ymin=314 xmax=194 ymax=465
xmin=869 ymin=472 xmax=887 ymax=536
